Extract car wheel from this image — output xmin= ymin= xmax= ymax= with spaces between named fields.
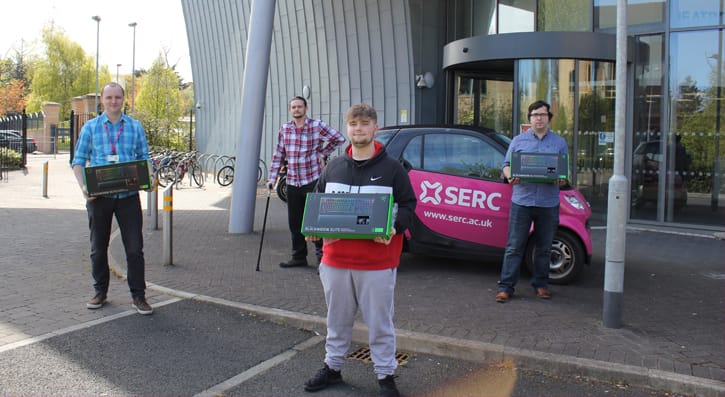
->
xmin=525 ymin=229 xmax=584 ymax=285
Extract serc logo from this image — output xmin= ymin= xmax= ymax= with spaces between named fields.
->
xmin=418 ymin=180 xmax=502 ymax=211
xmin=419 ymin=181 xmax=443 ymax=204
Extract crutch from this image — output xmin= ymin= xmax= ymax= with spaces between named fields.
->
xmin=256 ymin=186 xmax=272 ymax=271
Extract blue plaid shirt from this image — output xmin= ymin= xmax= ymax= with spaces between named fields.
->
xmin=71 ymin=113 xmax=150 ymax=198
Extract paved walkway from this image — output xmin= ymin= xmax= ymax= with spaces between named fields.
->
xmin=2 ymin=154 xmax=724 ymax=396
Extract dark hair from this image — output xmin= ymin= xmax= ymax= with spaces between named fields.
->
xmin=101 ymin=82 xmax=125 ymax=97
xmin=289 ymin=96 xmax=307 ymax=107
xmin=528 ymin=100 xmax=553 ymax=120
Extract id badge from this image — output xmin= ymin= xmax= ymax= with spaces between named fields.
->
xmin=107 ymin=154 xmax=119 ymax=163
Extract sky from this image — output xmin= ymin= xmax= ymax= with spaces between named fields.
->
xmin=1 ymin=0 xmax=192 ymax=83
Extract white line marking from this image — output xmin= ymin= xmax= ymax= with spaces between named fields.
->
xmin=193 ymin=335 xmax=325 ymax=397
xmin=0 ymin=298 xmax=181 ymax=353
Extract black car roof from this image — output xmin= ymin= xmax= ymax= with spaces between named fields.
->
xmin=379 ymin=124 xmax=499 ymax=136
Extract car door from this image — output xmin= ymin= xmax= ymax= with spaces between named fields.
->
xmin=401 ymin=131 xmax=512 ymax=249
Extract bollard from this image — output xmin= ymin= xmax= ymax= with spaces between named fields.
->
xmin=42 ymin=161 xmax=49 ymax=198
xmin=146 ymin=186 xmax=152 ymax=217
xmin=151 ymin=183 xmax=159 ymax=230
xmin=162 ymin=185 xmax=173 ymax=266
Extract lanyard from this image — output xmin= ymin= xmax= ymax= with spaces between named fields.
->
xmin=103 ymin=120 xmax=124 ymax=155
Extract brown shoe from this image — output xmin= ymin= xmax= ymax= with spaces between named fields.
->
xmin=132 ymin=297 xmax=154 ymax=315
xmin=86 ymin=293 xmax=107 ymax=309
xmin=495 ymin=291 xmax=510 ymax=303
xmin=535 ymin=288 xmax=552 ymax=299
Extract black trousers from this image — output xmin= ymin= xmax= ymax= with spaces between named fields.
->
xmin=286 ymin=180 xmax=323 ymax=261
xmin=86 ymin=195 xmax=146 ymax=298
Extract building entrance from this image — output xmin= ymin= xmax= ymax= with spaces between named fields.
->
xmin=451 ymin=59 xmax=616 ymax=224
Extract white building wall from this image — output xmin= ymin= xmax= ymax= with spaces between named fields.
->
xmin=181 ymin=0 xmax=416 ymax=163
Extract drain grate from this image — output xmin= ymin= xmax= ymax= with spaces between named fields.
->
xmin=347 ymin=346 xmax=410 ymax=365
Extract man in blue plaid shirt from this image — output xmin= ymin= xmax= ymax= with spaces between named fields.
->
xmin=71 ymin=82 xmax=154 ymax=315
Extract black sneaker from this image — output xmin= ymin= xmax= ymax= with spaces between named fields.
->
xmin=86 ymin=293 xmax=107 ymax=309
xmin=378 ymin=375 xmax=400 ymax=397
xmin=279 ymin=258 xmax=308 ymax=268
xmin=304 ymin=364 xmax=342 ymax=392
xmin=132 ymin=297 xmax=154 ymax=315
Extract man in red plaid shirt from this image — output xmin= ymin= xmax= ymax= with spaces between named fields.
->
xmin=268 ymin=96 xmax=346 ymax=268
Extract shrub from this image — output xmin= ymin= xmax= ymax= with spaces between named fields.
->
xmin=0 ymin=148 xmax=23 ymax=169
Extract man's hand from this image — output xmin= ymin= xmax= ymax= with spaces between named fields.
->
xmin=373 ymin=228 xmax=396 ymax=245
xmin=267 ymin=181 xmax=274 ymax=190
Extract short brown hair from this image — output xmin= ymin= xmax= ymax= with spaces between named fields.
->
xmin=101 ymin=82 xmax=125 ymax=97
xmin=345 ymin=103 xmax=377 ymax=123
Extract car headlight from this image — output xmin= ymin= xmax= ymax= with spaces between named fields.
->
xmin=564 ymin=195 xmax=586 ymax=210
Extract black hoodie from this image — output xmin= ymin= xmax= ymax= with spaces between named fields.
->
xmin=314 ymin=141 xmax=417 ymax=270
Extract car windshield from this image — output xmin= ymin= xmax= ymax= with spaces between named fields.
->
xmin=491 ymin=132 xmax=512 ymax=148
xmin=375 ymin=130 xmax=394 ymax=146
xmin=634 ymin=141 xmax=660 ymax=155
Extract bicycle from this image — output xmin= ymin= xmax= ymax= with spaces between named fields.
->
xmin=217 ymin=162 xmax=235 ymax=186
xmin=217 ymin=158 xmax=268 ymax=187
xmin=155 ymin=151 xmax=203 ymax=188
xmin=173 ymin=151 xmax=204 ymax=189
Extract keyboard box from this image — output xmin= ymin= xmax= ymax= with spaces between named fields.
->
xmin=301 ymin=192 xmax=394 ymax=239
xmin=510 ymin=152 xmax=569 ymax=183
xmin=84 ymin=160 xmax=152 ymax=197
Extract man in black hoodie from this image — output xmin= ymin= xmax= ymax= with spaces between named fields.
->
xmin=303 ymin=103 xmax=416 ymax=397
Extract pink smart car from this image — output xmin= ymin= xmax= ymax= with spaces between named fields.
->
xmin=377 ymin=125 xmax=592 ymax=284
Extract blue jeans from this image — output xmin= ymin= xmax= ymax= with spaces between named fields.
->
xmin=497 ymin=203 xmax=559 ymax=294
xmin=87 ymin=194 xmax=146 ymax=298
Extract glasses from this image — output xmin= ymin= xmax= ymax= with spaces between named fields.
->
xmin=530 ymin=113 xmax=549 ymax=119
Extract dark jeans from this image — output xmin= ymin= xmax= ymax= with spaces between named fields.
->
xmin=87 ymin=194 xmax=146 ymax=298
xmin=286 ymin=180 xmax=323 ymax=261
xmin=497 ymin=203 xmax=559 ymax=294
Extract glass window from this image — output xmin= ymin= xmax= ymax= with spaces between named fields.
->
xmin=473 ymin=0 xmax=497 ymax=35
xmin=594 ymin=0 xmax=665 ymax=32
xmin=667 ymin=30 xmax=724 ymax=226
xmin=454 ymin=73 xmax=513 ymax=134
xmin=538 ymin=0 xmax=591 ymax=31
xmin=670 ymin=0 xmax=723 ymax=28
xmin=451 ymin=0 xmax=472 ymax=40
xmin=631 ymin=35 xmax=664 ymax=222
xmin=517 ymin=59 xmax=575 ymax=141
xmin=420 ymin=133 xmax=504 ymax=180
xmin=576 ymin=60 xmax=616 ymax=222
xmin=402 ymin=135 xmax=423 ymax=169
xmin=499 ymin=0 xmax=536 ymax=33
xmin=456 ymin=77 xmax=475 ymax=125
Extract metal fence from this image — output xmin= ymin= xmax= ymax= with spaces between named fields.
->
xmin=68 ymin=111 xmax=94 ymax=164
xmin=0 ymin=111 xmax=43 ymax=168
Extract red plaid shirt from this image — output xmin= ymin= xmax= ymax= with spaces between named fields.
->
xmin=268 ymin=117 xmax=345 ymax=187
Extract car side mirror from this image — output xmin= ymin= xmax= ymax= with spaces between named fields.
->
xmin=401 ymin=159 xmax=413 ymax=171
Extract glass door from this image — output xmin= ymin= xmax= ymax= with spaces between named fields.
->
xmin=454 ymin=66 xmax=514 ymax=136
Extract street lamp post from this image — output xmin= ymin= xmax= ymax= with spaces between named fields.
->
xmin=116 ymin=63 xmax=122 ymax=83
xmin=129 ymin=22 xmax=137 ymax=113
xmin=92 ymin=15 xmax=101 ymax=114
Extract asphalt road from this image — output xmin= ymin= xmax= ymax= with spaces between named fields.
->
xmin=0 ymin=299 xmax=690 ymax=397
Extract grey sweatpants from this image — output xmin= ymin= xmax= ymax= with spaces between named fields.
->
xmin=319 ymin=263 xmax=398 ymax=378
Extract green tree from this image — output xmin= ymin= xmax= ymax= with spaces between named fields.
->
xmin=26 ymin=25 xmax=110 ymax=116
xmin=135 ymin=53 xmax=183 ymax=148
xmin=1 ymin=45 xmax=35 ymax=115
